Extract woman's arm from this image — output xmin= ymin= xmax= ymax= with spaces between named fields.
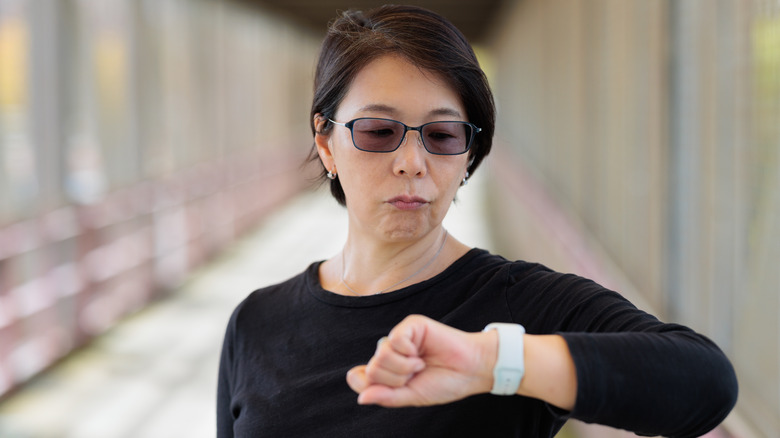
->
xmin=346 ymin=313 xmax=737 ymax=437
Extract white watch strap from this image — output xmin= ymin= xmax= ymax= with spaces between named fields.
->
xmin=483 ymin=323 xmax=526 ymax=395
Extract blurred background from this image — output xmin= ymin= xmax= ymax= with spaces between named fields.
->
xmin=0 ymin=0 xmax=778 ymax=437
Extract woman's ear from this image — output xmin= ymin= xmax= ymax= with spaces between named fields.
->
xmin=314 ymin=114 xmax=335 ymax=173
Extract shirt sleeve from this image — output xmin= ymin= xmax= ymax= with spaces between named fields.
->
xmin=506 ymin=264 xmax=738 ymax=438
xmin=216 ymin=305 xmax=240 ymax=438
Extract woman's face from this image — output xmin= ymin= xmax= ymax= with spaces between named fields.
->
xmin=316 ymin=54 xmax=470 ymax=243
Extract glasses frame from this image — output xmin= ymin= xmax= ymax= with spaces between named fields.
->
xmin=328 ymin=117 xmax=481 ymax=155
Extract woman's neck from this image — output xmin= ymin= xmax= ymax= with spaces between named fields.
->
xmin=323 ymin=227 xmax=469 ymax=296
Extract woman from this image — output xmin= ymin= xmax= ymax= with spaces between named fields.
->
xmin=217 ymin=5 xmax=737 ymax=437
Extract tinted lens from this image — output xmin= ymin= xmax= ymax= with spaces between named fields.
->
xmin=351 ymin=119 xmax=404 ymax=152
xmin=422 ymin=122 xmax=471 ymax=155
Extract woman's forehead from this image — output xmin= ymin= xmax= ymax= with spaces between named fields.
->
xmin=337 ymin=55 xmax=466 ymax=121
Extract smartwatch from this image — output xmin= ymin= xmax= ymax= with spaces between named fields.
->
xmin=483 ymin=323 xmax=526 ymax=395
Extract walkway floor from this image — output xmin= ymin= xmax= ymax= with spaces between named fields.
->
xmin=0 ymin=176 xmax=495 ymax=438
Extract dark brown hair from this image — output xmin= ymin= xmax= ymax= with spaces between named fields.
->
xmin=309 ymin=5 xmax=495 ymax=205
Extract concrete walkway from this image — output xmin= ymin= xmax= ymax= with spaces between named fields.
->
xmin=0 ymin=176 xmax=494 ymax=438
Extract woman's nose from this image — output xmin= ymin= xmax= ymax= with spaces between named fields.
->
xmin=393 ymin=131 xmax=427 ymax=177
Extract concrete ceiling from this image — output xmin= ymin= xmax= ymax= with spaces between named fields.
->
xmin=232 ymin=0 xmax=506 ymax=43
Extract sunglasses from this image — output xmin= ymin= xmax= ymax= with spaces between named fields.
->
xmin=328 ymin=117 xmax=480 ymax=155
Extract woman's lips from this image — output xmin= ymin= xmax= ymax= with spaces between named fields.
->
xmin=387 ymin=195 xmax=428 ymax=210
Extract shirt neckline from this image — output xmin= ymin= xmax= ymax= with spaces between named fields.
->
xmin=306 ymin=248 xmax=487 ymax=308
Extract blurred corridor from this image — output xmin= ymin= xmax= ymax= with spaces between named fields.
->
xmin=1 ymin=0 xmax=779 ymax=437
xmin=0 ymin=189 xmax=350 ymax=437
xmin=0 ymin=178 xmax=493 ymax=437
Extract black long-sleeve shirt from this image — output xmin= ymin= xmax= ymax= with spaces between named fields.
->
xmin=217 ymin=249 xmax=737 ymax=437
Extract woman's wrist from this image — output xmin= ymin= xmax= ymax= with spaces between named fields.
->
xmin=476 ymin=330 xmax=577 ymax=410
xmin=519 ymin=334 xmax=577 ymax=410
xmin=473 ymin=329 xmax=500 ymax=395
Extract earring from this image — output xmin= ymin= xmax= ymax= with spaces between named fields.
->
xmin=327 ymin=170 xmax=337 ymax=180
xmin=461 ymin=171 xmax=470 ymax=186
